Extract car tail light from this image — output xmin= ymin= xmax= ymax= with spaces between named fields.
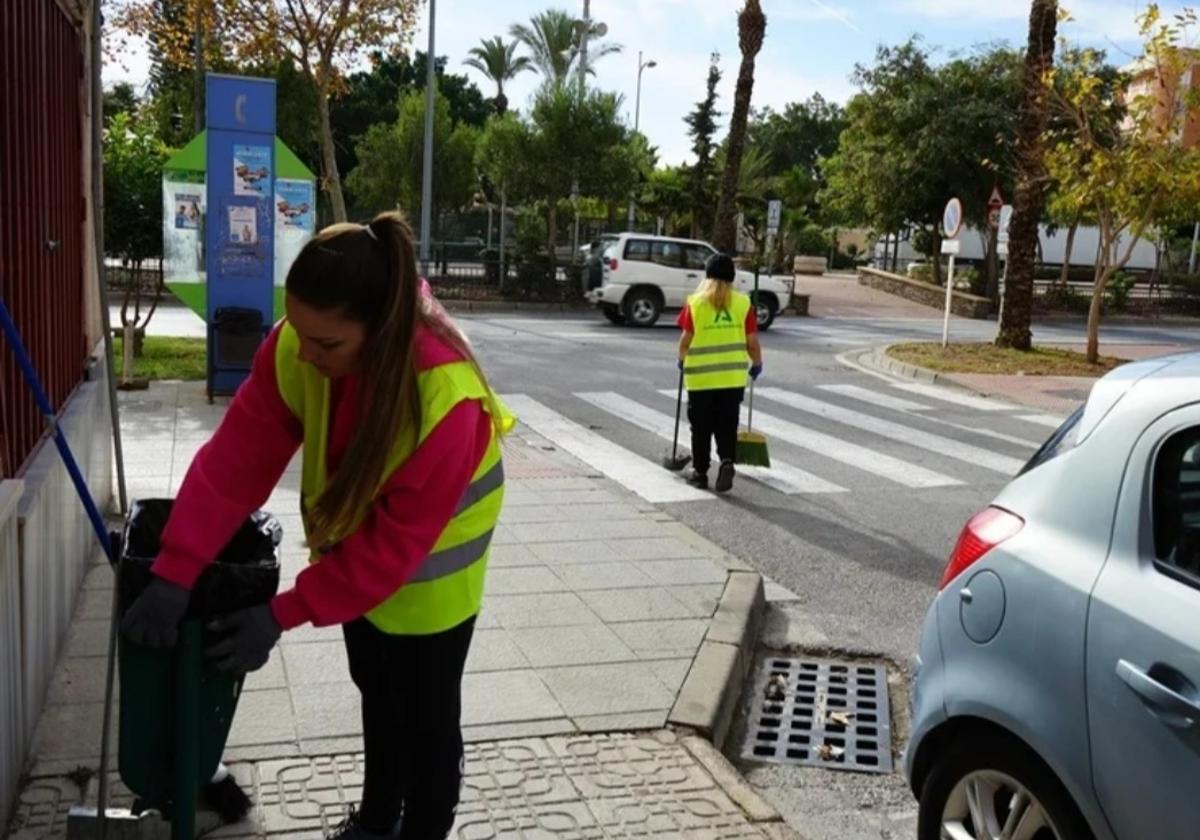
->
xmin=607 ymin=258 xmax=618 ymax=271
xmin=940 ymin=506 xmax=1024 ymax=589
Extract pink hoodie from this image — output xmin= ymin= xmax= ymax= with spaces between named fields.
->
xmin=151 ymin=318 xmax=491 ymax=630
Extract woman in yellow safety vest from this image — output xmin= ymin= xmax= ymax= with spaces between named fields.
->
xmin=121 ymin=212 xmax=513 ymax=840
xmin=676 ymin=253 xmax=763 ymax=493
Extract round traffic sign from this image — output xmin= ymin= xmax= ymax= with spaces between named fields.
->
xmin=943 ymin=198 xmax=964 ymax=240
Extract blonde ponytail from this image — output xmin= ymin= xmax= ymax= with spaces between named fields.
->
xmin=698 ymin=278 xmax=733 ymax=312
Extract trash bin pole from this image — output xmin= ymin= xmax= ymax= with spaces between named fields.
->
xmin=172 ymin=621 xmax=202 ymax=840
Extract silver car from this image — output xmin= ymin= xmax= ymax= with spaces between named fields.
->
xmin=905 ymin=353 xmax=1200 ymax=840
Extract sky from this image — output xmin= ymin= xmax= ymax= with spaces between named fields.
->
xmin=103 ymin=0 xmax=1191 ymax=166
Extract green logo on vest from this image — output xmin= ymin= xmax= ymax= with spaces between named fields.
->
xmin=713 ymin=309 xmax=733 ymax=325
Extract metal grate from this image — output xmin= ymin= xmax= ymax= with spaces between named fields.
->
xmin=742 ymin=658 xmax=893 ymax=774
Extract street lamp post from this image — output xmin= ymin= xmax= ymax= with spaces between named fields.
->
xmin=628 ymin=52 xmax=657 ymax=231
xmin=419 ymin=0 xmax=437 ymax=278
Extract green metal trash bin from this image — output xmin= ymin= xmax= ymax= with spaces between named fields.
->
xmin=117 ymin=499 xmax=281 ymax=823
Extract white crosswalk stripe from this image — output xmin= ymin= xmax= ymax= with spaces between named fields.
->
xmin=818 ymin=384 xmax=932 ymax=412
xmin=756 ymin=387 xmax=1026 ymax=476
xmin=504 ymin=395 xmax=714 ymax=503
xmin=578 ymin=392 xmax=847 ymax=495
xmin=889 ymin=382 xmax=1013 ymax=411
xmin=1017 ymin=413 xmax=1067 ymax=429
xmin=655 ymin=391 xmax=963 ymax=488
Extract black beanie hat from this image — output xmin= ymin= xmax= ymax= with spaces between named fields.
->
xmin=705 ymin=253 xmax=737 ymax=282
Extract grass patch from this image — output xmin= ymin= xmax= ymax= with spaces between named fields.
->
xmin=112 ymin=336 xmax=206 ymax=381
xmin=888 ymin=342 xmax=1123 ymax=377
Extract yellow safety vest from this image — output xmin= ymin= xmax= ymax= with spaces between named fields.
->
xmin=274 ymin=322 xmax=515 ymax=635
xmin=684 ymin=291 xmax=752 ymax=391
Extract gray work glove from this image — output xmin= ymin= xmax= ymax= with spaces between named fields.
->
xmin=121 ymin=576 xmax=191 ymax=648
xmin=205 ymin=605 xmax=282 ymax=674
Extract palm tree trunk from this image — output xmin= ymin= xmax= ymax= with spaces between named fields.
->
xmin=712 ymin=0 xmax=766 ymax=254
xmin=996 ymin=0 xmax=1057 ymax=349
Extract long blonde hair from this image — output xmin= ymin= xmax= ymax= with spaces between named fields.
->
xmin=696 ymin=278 xmax=733 ymax=312
xmin=286 ymin=211 xmax=504 ymax=549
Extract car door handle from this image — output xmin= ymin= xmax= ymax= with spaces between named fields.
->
xmin=686 ymin=273 xmax=698 ymax=279
xmin=1116 ymin=659 xmax=1200 ymax=728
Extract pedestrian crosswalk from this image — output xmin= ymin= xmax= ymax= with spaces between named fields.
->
xmin=501 ymin=378 xmax=1066 ymax=506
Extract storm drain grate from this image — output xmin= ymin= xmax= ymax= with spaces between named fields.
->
xmin=741 ymin=658 xmax=893 ymax=774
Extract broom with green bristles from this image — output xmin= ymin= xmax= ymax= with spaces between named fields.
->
xmin=736 ymin=378 xmax=771 ymax=467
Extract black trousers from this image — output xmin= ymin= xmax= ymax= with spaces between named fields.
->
xmin=343 ymin=615 xmax=476 ymax=839
xmin=687 ymin=387 xmax=744 ymax=474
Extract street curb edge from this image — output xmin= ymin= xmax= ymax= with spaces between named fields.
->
xmin=668 ymin=572 xmax=765 ymax=750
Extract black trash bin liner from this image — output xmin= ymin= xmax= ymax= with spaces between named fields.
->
xmin=118 ymin=497 xmax=282 ymax=618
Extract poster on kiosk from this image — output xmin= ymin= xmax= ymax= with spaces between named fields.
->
xmin=205 ymin=74 xmax=276 ymax=396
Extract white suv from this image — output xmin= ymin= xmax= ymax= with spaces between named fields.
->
xmin=583 ymin=234 xmax=793 ymax=330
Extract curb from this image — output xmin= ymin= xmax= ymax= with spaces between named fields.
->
xmin=839 ymin=345 xmax=1037 ymax=411
xmin=668 ymin=571 xmax=766 ymax=750
xmin=679 ymin=735 xmax=807 ymax=838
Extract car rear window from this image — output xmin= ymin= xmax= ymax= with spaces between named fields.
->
xmin=1018 ymin=406 xmax=1084 ymax=477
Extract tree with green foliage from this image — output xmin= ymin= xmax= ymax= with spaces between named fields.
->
xmin=346 ymin=89 xmax=480 ymax=235
xmin=103 ymin=83 xmax=141 ymax=128
xmin=749 ymin=95 xmax=845 ymax=201
xmin=510 ymin=8 xmax=622 ymax=83
xmin=713 ymin=0 xmax=767 ymax=253
xmin=332 ymin=51 xmax=491 ymax=194
xmin=464 ymin=36 xmax=533 ymax=114
xmin=640 ymin=166 xmax=691 ymax=234
xmin=103 ymin=112 xmax=170 ymax=353
xmin=821 ymin=41 xmax=1022 ymax=285
xmin=683 ymin=53 xmax=723 ymax=239
xmin=1045 ymin=6 xmax=1200 ymax=363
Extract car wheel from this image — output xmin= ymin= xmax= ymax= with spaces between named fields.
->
xmin=918 ymin=732 xmax=1094 ymax=840
xmin=601 ymin=304 xmax=626 ymax=325
xmin=755 ymin=295 xmax=778 ymax=330
xmin=623 ymin=289 xmax=661 ymax=328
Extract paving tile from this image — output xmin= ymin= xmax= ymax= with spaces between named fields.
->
xmin=290 ymin=681 xmax=360 ymax=740
xmin=45 ymin=656 xmax=113 ymax=705
xmin=664 ymin=584 xmax=726 ymax=618
xmin=573 ymin=711 xmax=668 ymax=733
xmin=227 ymin=688 xmax=299 ymax=747
xmin=462 ymin=671 xmax=565 ymax=726
xmin=510 ymin=625 xmax=637 ymax=669
xmin=483 ymin=566 xmax=570 ymax=596
xmin=281 ymin=622 xmax=345 ymax=646
xmin=577 ymin=588 xmax=694 ymax=623
xmin=484 ymin=592 xmax=602 ymax=629
xmin=28 ymin=702 xmax=110 ymax=761
xmin=606 ymin=537 xmax=704 ymax=561
xmin=461 ymin=718 xmax=577 ymax=744
xmin=550 ymin=561 xmax=657 ymax=592
xmin=552 ymin=503 xmax=646 ymax=523
xmin=528 ymin=540 xmax=622 ymax=565
xmin=282 ymin=641 xmax=351 ymax=686
xmin=635 ymin=558 xmax=729 ymax=586
xmin=611 ymin=620 xmax=709 ymax=660
xmin=487 ymin=544 xmax=541 ymax=568
xmin=508 ymin=520 xmax=663 ymax=545
xmin=539 ymin=662 xmax=677 ymax=718
xmin=647 ymin=659 xmax=694 ymax=694
xmin=465 ymin=629 xmax=530 ymax=674
xmin=73 ymin=588 xmax=114 ymax=620
xmin=82 ymin=564 xmax=115 ymax=591
xmin=254 ymin=753 xmax=363 ymax=835
xmin=63 ymin=620 xmax=110 ymax=658
xmin=498 ymin=505 xmax=566 ymax=524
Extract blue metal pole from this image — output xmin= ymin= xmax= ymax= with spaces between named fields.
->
xmin=0 ymin=298 xmax=114 ymax=563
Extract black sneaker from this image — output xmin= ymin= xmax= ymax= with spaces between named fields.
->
xmin=326 ymin=811 xmax=399 ymax=840
xmin=687 ymin=470 xmax=709 ymax=489
xmin=715 ymin=460 xmax=735 ymax=493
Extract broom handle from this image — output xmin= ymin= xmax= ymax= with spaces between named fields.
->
xmin=748 ymin=379 xmax=755 ymax=433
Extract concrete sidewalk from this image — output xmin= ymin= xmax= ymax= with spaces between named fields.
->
xmin=7 ymin=382 xmax=798 ymax=840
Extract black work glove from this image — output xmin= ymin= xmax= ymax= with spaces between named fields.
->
xmin=121 ymin=576 xmax=191 ymax=648
xmin=205 ymin=605 xmax=282 ymax=674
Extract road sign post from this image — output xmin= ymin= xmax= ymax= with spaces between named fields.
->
xmin=941 ymin=198 xmax=963 ymax=348
xmin=997 ymin=203 xmax=1013 ymax=326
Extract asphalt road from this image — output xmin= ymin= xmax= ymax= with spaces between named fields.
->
xmin=457 ymin=307 xmax=1200 ymax=840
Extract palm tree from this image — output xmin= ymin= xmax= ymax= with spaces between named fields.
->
xmin=510 ymin=8 xmax=622 ymax=83
xmin=712 ymin=0 xmax=767 ymax=253
xmin=464 ymin=36 xmax=533 ymax=115
xmin=996 ymin=0 xmax=1058 ymax=350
